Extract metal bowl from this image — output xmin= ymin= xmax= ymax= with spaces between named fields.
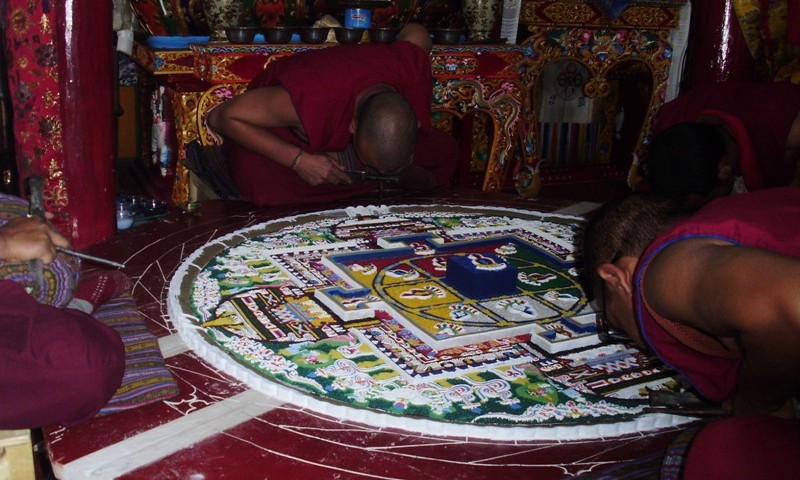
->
xmin=264 ymin=26 xmax=295 ymax=44
xmin=140 ymin=198 xmax=168 ymax=217
xmin=225 ymin=27 xmax=259 ymax=44
xmin=432 ymin=28 xmax=464 ymax=45
xmin=299 ymin=27 xmax=330 ymax=44
xmin=334 ymin=27 xmax=364 ymax=44
xmin=368 ymin=27 xmax=398 ymax=44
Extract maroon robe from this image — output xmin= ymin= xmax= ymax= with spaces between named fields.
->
xmin=634 ymin=187 xmax=800 ymax=403
xmin=0 ymin=280 xmax=124 ymax=428
xmin=223 ymin=41 xmax=458 ymax=206
xmin=653 ymin=81 xmax=800 ymax=190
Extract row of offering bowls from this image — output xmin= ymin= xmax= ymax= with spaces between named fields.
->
xmin=225 ymin=26 xmax=395 ymax=44
xmin=226 ymin=26 xmax=466 ymax=45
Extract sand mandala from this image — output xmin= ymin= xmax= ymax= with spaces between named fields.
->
xmin=168 ymin=204 xmax=691 ymax=440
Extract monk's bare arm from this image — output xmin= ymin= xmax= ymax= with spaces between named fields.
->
xmin=645 ymin=239 xmax=800 ymax=415
xmin=207 ymin=86 xmax=351 ymax=185
xmin=396 ymin=23 xmax=432 ymax=55
xmin=207 ymin=86 xmax=301 ymax=165
xmin=719 ymin=248 xmax=800 ymax=416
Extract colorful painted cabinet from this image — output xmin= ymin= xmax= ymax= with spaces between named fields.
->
xmin=133 ymin=41 xmax=536 ymax=204
xmin=518 ymin=0 xmax=687 ymax=186
xmin=131 ymin=1 xmax=696 ymax=203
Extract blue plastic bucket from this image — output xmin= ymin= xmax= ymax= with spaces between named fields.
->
xmin=344 ymin=8 xmax=372 ymax=29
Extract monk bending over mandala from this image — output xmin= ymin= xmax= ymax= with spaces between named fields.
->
xmin=581 ymin=187 xmax=800 ymax=418
xmin=644 ymin=81 xmax=800 ymax=211
xmin=207 ymin=23 xmax=458 ymax=207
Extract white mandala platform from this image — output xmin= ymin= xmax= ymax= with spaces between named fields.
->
xmin=168 ymin=204 xmax=691 ymax=440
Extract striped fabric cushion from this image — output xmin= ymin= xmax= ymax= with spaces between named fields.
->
xmin=93 ymin=295 xmax=179 ymax=414
xmin=0 ymin=193 xmax=79 ymax=306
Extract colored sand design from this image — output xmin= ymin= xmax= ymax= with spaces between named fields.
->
xmin=169 ymin=205 xmax=689 ymax=439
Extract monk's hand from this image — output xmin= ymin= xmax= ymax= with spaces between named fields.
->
xmin=293 ymin=152 xmax=352 ymax=186
xmin=0 ymin=216 xmax=70 ymax=264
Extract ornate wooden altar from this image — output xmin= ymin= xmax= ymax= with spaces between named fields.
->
xmin=132 ymin=0 xmax=688 ymax=204
xmin=132 ymin=41 xmax=535 ymax=205
xmin=518 ymin=0 xmax=685 ymax=185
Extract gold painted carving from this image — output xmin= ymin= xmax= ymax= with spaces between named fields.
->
xmin=155 ymin=50 xmax=194 ymax=75
xmin=541 ymin=2 xmax=596 ymax=24
xmin=207 ymin=56 xmax=248 ymax=82
xmin=620 ymin=6 xmax=673 ymax=27
xmin=521 ymin=1 xmax=681 ymax=30
xmin=197 ymin=84 xmax=248 ymax=145
xmin=170 ymin=90 xmax=204 ymax=205
xmin=431 ymin=112 xmax=455 ymax=133
xmin=173 ymin=91 xmax=203 ymax=148
xmin=519 ymin=22 xmax=674 ymax=183
xmin=169 ymin=84 xmax=248 ymax=204
xmin=433 ymin=78 xmax=525 ymax=192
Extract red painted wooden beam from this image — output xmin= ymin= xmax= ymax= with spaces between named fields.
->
xmin=55 ymin=0 xmax=116 ymax=248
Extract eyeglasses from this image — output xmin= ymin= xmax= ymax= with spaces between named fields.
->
xmin=595 ymin=250 xmax=628 ymax=343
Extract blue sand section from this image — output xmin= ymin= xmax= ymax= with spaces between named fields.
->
xmin=326 ymin=246 xmax=416 ymax=265
xmin=325 ymin=286 xmax=373 ymax=299
xmin=380 ymin=233 xmax=441 ymax=245
xmin=437 ymin=236 xmax=571 ymax=269
xmin=445 ymin=254 xmax=518 ymax=299
xmin=562 ymin=316 xmax=598 ymax=334
xmin=326 ymin=233 xmax=577 ymax=304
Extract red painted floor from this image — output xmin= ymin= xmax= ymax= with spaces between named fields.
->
xmin=43 ymin=188 xmax=693 ymax=480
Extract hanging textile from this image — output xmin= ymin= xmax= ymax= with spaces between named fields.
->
xmin=733 ymin=0 xmax=800 ymax=83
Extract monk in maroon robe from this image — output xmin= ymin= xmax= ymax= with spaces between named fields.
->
xmin=208 ymin=23 xmax=458 ymax=207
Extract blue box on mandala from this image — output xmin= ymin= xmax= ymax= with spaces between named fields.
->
xmin=446 ymin=253 xmax=518 ymax=299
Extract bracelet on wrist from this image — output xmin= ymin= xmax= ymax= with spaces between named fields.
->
xmin=291 ymin=149 xmax=303 ymax=170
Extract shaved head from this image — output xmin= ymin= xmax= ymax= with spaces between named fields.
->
xmin=354 ymin=91 xmax=418 ymax=172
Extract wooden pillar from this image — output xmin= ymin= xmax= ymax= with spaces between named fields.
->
xmin=684 ymin=0 xmax=755 ymax=87
xmin=3 ymin=0 xmax=115 ymax=249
